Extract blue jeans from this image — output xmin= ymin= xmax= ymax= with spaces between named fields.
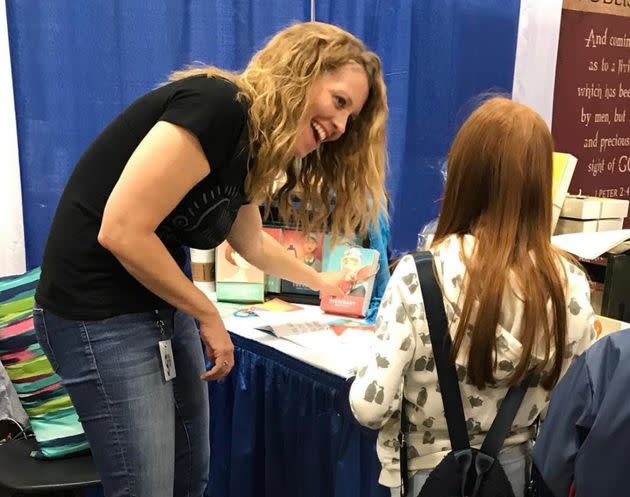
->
xmin=390 ymin=442 xmax=531 ymax=497
xmin=33 ymin=305 xmax=210 ymax=497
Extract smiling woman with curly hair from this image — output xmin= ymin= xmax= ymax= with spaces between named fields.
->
xmin=171 ymin=21 xmax=388 ymax=238
xmin=34 ymin=21 xmax=388 ymax=497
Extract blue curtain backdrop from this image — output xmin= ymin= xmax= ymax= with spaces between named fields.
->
xmin=6 ymin=0 xmax=310 ymax=269
xmin=208 ymin=334 xmax=388 ymax=497
xmin=7 ymin=0 xmax=520 ymax=264
xmin=316 ymin=0 xmax=521 ymax=253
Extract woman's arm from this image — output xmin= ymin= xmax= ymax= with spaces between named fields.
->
xmin=227 ymin=204 xmax=344 ymax=295
xmin=98 ymin=121 xmax=232 ymax=380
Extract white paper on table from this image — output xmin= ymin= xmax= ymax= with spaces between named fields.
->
xmin=551 ymin=230 xmax=630 ymax=260
xmin=223 ymin=305 xmax=377 ymax=377
xmin=255 ymin=315 xmax=376 ymax=375
xmin=260 ymin=319 xmax=376 ymax=352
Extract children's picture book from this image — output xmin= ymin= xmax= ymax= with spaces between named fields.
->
xmin=262 ymin=227 xmax=283 ymax=293
xmin=215 ymin=241 xmax=264 ymax=303
xmin=552 ymin=152 xmax=578 ymax=232
xmin=255 ymin=317 xmax=377 ymax=375
xmin=320 ymin=241 xmax=380 ymax=317
xmin=280 ymin=230 xmax=324 ymax=296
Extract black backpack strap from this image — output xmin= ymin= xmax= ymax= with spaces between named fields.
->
xmin=414 ymin=251 xmax=470 ymax=451
xmin=469 ymin=375 xmax=532 ymax=497
xmin=480 ymin=374 xmax=532 ymax=457
xmin=399 ymin=251 xmax=533 ymax=497
xmin=399 ymin=397 xmax=410 ymax=496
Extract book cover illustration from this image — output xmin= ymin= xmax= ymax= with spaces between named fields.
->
xmin=280 ymin=230 xmax=324 ymax=295
xmin=263 ymin=227 xmax=283 ymax=293
xmin=321 ymin=243 xmax=379 ymax=317
xmin=327 ymin=318 xmax=375 ymax=336
xmin=215 ymin=241 xmax=264 ymax=303
xmin=250 ymin=298 xmax=303 ymax=312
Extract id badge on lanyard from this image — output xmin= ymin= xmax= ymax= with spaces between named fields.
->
xmin=155 ymin=310 xmax=176 ymax=382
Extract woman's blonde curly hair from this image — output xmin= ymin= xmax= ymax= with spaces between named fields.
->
xmin=169 ymin=22 xmax=388 ymax=240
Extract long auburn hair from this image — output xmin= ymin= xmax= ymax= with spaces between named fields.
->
xmin=432 ymin=97 xmax=568 ymax=390
xmin=169 ymin=22 xmax=388 ymax=240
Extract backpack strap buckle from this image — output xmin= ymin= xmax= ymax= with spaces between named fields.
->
xmin=470 ymin=452 xmax=496 ymax=497
xmin=454 ymin=449 xmax=473 ymax=497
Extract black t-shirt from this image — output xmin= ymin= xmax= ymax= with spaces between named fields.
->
xmin=36 ymin=76 xmax=250 ymax=320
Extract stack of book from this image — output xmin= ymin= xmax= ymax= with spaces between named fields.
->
xmin=210 ymin=229 xmax=380 ymax=318
xmin=214 ymin=241 xmax=265 ymax=303
xmin=555 ymin=195 xmax=629 ymax=235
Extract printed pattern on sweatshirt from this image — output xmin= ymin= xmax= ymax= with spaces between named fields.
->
xmin=349 ymin=235 xmax=597 ymax=487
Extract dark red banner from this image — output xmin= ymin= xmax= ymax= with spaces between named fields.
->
xmin=552 ymin=7 xmax=630 ymax=226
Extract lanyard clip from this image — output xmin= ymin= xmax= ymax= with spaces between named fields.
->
xmin=155 ymin=310 xmax=166 ymax=336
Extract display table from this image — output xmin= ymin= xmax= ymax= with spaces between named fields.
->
xmin=216 ymin=303 xmax=374 ymax=378
xmin=205 ymin=305 xmax=388 ymax=497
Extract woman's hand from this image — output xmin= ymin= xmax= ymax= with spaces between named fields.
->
xmin=226 ymin=213 xmax=348 ymax=298
xmin=199 ymin=312 xmax=234 ymax=381
xmin=312 ymin=271 xmax=347 ymax=297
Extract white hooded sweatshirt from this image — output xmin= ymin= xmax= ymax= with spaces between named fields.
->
xmin=349 ymin=234 xmax=596 ymax=487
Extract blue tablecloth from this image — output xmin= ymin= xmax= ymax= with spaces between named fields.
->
xmin=206 ymin=332 xmax=388 ymax=497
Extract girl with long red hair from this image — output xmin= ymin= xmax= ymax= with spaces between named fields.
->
xmin=350 ymin=97 xmax=596 ymax=497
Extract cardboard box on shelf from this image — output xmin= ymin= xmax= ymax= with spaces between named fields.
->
xmin=598 ymin=218 xmax=625 ymax=232
xmin=555 ymin=218 xmax=597 ymax=234
xmin=560 ymin=195 xmax=629 ymax=221
xmin=560 ymin=196 xmax=602 ymax=220
xmin=600 ymin=197 xmax=629 ymax=219
xmin=555 ymin=217 xmax=624 ymax=235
